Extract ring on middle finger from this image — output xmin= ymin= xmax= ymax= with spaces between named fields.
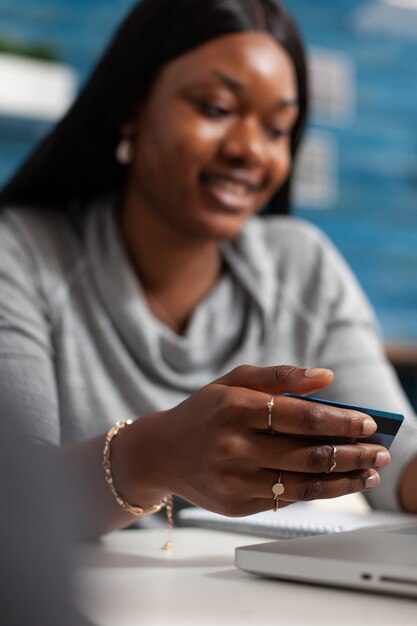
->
xmin=267 ymin=395 xmax=275 ymax=433
xmin=326 ymin=444 xmax=337 ymax=473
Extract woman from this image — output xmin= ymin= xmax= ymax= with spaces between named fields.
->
xmin=0 ymin=0 xmax=416 ymax=541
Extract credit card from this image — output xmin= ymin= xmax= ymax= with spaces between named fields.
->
xmin=283 ymin=394 xmax=404 ymax=449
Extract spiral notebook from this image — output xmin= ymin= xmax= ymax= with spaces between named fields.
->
xmin=177 ymin=503 xmax=408 ymax=540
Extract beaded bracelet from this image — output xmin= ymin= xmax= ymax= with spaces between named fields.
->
xmin=103 ymin=419 xmax=173 ymax=550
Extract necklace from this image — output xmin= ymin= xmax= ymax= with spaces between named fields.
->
xmin=145 ymin=254 xmax=223 ymax=333
xmin=146 ymin=291 xmax=181 ymax=333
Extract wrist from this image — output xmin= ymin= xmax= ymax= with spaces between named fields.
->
xmin=110 ymin=411 xmax=171 ymax=509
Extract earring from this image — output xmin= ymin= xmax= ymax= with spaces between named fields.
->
xmin=115 ymin=137 xmax=134 ymax=165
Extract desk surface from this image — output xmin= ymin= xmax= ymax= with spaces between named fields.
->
xmin=76 ymin=527 xmax=417 ymax=626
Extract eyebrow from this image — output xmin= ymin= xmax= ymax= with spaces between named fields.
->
xmin=211 ymin=70 xmax=299 ymax=110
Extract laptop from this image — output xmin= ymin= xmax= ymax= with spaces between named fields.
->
xmin=235 ymin=520 xmax=417 ymax=598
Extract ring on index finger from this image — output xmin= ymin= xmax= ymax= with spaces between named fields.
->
xmin=267 ymin=395 xmax=275 ymax=433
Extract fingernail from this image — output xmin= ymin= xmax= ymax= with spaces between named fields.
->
xmin=375 ymin=450 xmax=391 ymax=467
xmin=304 ymin=368 xmax=333 ymax=378
xmin=362 ymin=417 xmax=377 ymax=436
xmin=365 ymin=469 xmax=380 ymax=489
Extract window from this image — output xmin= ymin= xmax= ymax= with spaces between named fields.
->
xmin=309 ymin=47 xmax=356 ymax=127
xmin=0 ymin=54 xmax=76 ymax=120
xmin=293 ymin=131 xmax=338 ymax=209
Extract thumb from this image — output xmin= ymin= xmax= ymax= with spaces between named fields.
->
xmin=216 ymin=364 xmax=334 ymax=395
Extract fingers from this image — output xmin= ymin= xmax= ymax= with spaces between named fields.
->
xmin=250 ymin=436 xmax=391 ymax=474
xmin=175 ymin=368 xmax=390 ymax=519
xmin=242 ymin=392 xmax=377 ymax=439
xmin=210 ymin=373 xmax=377 ymax=439
xmin=250 ymin=468 xmax=381 ymax=502
xmin=211 ymin=467 xmax=381 ymax=517
xmin=216 ymin=364 xmax=334 ymax=396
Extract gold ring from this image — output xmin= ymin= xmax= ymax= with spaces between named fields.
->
xmin=272 ymin=471 xmax=285 ymax=511
xmin=327 ymin=444 xmax=337 ymax=473
xmin=267 ymin=395 xmax=275 ymax=432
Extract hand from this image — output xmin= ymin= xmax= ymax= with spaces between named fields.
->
xmin=127 ymin=365 xmax=391 ymax=516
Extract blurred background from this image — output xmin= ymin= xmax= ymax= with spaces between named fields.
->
xmin=0 ymin=0 xmax=416 ymax=403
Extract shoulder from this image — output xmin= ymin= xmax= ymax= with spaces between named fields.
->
xmin=242 ymin=215 xmax=339 ymax=275
xmin=0 ymin=204 xmax=81 ymax=249
xmin=244 ymin=215 xmax=331 ymax=250
xmin=240 ymin=216 xmax=371 ymax=312
xmin=0 ymin=205 xmax=85 ymax=299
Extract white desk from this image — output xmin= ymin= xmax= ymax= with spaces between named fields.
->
xmin=76 ymin=527 xmax=417 ymax=626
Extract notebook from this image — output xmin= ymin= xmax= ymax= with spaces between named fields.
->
xmin=235 ymin=518 xmax=417 ymax=598
xmin=177 ymin=503 xmax=409 ymax=540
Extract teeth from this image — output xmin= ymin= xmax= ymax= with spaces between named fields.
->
xmin=214 ymin=179 xmax=250 ymax=195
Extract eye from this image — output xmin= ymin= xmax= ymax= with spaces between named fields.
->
xmin=265 ymin=126 xmax=290 ymax=141
xmin=196 ymin=101 xmax=231 ymax=118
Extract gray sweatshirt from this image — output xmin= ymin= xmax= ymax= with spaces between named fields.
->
xmin=0 ymin=200 xmax=416 ymax=512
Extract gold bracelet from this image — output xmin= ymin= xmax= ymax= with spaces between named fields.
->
xmin=103 ymin=419 xmax=174 ymax=550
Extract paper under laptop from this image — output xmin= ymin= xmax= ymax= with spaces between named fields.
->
xmin=235 ymin=519 xmax=417 ymax=598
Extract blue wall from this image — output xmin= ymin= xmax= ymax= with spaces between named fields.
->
xmin=289 ymin=0 xmax=417 ymax=342
xmin=1 ymin=0 xmax=416 ymax=340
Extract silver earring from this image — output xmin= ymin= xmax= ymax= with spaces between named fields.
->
xmin=115 ymin=137 xmax=134 ymax=165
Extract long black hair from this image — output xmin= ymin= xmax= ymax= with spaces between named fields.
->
xmin=0 ymin=0 xmax=308 ymax=215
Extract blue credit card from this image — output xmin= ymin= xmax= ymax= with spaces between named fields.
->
xmin=283 ymin=394 xmax=404 ymax=449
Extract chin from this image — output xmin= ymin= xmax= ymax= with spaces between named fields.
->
xmin=195 ymin=212 xmax=253 ymax=241
xmin=189 ymin=197 xmax=261 ymax=240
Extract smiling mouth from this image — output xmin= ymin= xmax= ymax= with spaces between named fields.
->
xmin=200 ymin=172 xmax=262 ymax=211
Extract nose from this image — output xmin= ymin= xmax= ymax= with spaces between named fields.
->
xmin=220 ymin=116 xmax=267 ymax=167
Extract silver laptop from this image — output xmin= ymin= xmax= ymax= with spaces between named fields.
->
xmin=235 ymin=520 xmax=417 ymax=598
